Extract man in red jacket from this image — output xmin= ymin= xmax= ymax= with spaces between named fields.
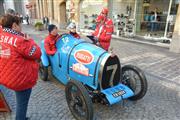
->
xmin=92 ymin=8 xmax=114 ymax=51
xmin=44 ymin=24 xmax=61 ymax=55
xmin=0 ymin=14 xmax=41 ymax=120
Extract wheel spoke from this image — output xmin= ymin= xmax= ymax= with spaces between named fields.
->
xmin=123 ymin=69 xmax=142 ymax=95
xmin=122 ymin=66 xmax=147 ymax=100
xmin=68 ymin=85 xmax=88 ymax=119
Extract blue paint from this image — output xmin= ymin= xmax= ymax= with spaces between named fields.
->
xmin=40 ymin=34 xmax=135 ymax=104
xmin=101 ymin=84 xmax=134 ymax=105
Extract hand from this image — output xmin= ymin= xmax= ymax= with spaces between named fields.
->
xmin=96 ymin=41 xmax=100 ymax=46
xmin=94 ymin=37 xmax=99 ymax=43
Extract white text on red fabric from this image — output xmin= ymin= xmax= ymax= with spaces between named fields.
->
xmin=0 ymin=35 xmax=17 ymax=47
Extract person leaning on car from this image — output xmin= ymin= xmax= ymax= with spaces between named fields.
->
xmin=0 ymin=14 xmax=41 ymax=120
xmin=44 ymin=24 xmax=61 ymax=55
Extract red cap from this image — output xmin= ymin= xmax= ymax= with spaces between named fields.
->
xmin=95 ymin=15 xmax=104 ymax=23
xmin=101 ymin=8 xmax=109 ymax=15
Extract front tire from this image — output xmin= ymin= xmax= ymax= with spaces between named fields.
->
xmin=65 ymin=80 xmax=94 ymax=120
xmin=122 ymin=65 xmax=147 ymax=100
xmin=39 ymin=61 xmax=48 ymax=81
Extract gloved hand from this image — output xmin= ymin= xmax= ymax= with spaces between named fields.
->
xmin=96 ymin=41 xmax=100 ymax=46
xmin=94 ymin=37 xmax=99 ymax=44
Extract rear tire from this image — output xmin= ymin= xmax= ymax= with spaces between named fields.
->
xmin=65 ymin=80 xmax=93 ymax=120
xmin=122 ymin=65 xmax=147 ymax=100
xmin=39 ymin=61 xmax=48 ymax=81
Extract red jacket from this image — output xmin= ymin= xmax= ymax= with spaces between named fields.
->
xmin=92 ymin=18 xmax=114 ymax=51
xmin=44 ymin=34 xmax=60 ymax=55
xmin=0 ymin=28 xmax=41 ymax=91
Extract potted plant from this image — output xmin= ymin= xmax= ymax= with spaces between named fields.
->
xmin=34 ymin=22 xmax=44 ymax=31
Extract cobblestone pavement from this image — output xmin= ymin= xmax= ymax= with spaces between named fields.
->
xmin=1 ymin=25 xmax=180 ymax=120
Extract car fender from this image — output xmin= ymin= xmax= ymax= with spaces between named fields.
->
xmin=41 ymin=54 xmax=49 ymax=67
xmin=40 ymin=48 xmax=49 ymax=67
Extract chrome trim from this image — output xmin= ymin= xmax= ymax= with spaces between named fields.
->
xmin=98 ymin=54 xmax=111 ymax=90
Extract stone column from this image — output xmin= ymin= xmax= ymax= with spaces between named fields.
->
xmin=135 ymin=0 xmax=143 ymax=33
xmin=75 ymin=0 xmax=81 ymax=31
xmin=47 ymin=0 xmax=51 ymax=18
xmin=170 ymin=4 xmax=180 ymax=53
xmin=36 ymin=0 xmax=40 ymax=19
xmin=42 ymin=0 xmax=48 ymax=16
xmin=74 ymin=0 xmax=80 ymax=22
xmin=39 ymin=0 xmax=44 ymax=19
xmin=107 ymin=0 xmax=113 ymax=19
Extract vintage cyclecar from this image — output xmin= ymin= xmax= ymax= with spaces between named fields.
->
xmin=39 ymin=34 xmax=148 ymax=120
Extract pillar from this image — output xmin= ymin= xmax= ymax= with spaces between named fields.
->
xmin=170 ymin=4 xmax=180 ymax=53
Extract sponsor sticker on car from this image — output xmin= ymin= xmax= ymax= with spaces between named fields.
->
xmin=74 ymin=50 xmax=94 ymax=64
xmin=72 ymin=63 xmax=89 ymax=76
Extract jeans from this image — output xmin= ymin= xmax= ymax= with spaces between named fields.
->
xmin=150 ymin=22 xmax=158 ymax=32
xmin=15 ymin=88 xmax=32 ymax=120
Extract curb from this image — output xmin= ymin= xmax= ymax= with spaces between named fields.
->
xmin=79 ymin=31 xmax=170 ymax=49
xmin=112 ymin=35 xmax=170 ymax=48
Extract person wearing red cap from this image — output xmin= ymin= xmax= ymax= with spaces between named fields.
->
xmin=92 ymin=7 xmax=114 ymax=51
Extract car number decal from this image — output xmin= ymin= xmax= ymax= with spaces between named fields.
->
xmin=112 ymin=90 xmax=126 ymax=98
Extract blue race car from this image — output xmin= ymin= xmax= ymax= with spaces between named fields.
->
xmin=39 ymin=34 xmax=148 ymax=120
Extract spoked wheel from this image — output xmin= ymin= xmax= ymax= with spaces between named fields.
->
xmin=39 ymin=61 xmax=48 ymax=81
xmin=65 ymin=80 xmax=93 ymax=120
xmin=122 ymin=65 xmax=147 ymax=100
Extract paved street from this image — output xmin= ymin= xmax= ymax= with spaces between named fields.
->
xmin=1 ymin=24 xmax=180 ymax=120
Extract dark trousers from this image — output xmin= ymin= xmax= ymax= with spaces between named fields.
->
xmin=15 ymin=88 xmax=32 ymax=120
xmin=150 ymin=22 xmax=158 ymax=32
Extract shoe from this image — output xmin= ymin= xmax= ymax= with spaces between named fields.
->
xmin=26 ymin=117 xmax=30 ymax=120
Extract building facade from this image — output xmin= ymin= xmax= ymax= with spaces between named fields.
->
xmin=34 ymin=0 xmax=107 ymax=29
xmin=33 ymin=0 xmax=180 ymax=52
xmin=0 ymin=0 xmax=5 ymax=16
xmin=35 ymin=0 xmax=178 ymax=37
xmin=33 ymin=0 xmax=79 ymax=29
xmin=3 ymin=0 xmax=29 ymax=16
